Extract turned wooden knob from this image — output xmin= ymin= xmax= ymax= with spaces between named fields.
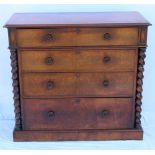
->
xmin=103 ymin=80 xmax=109 ymax=87
xmin=103 ymin=33 xmax=112 ymax=40
xmin=103 ymin=56 xmax=111 ymax=63
xmin=48 ymin=111 xmax=55 ymax=119
xmin=75 ymin=73 xmax=80 ymax=77
xmin=75 ymin=98 xmax=81 ymax=103
xmin=45 ymin=57 xmax=54 ymax=65
xmin=101 ymin=110 xmax=109 ymax=117
xmin=45 ymin=33 xmax=54 ymax=41
xmin=47 ymin=81 xmax=54 ymax=89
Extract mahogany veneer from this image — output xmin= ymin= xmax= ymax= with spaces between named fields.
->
xmin=5 ymin=12 xmax=151 ymax=141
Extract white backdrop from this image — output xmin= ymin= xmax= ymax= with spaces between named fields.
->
xmin=0 ymin=4 xmax=155 ymax=149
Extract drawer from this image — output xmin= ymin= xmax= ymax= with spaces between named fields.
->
xmin=19 ymin=49 xmax=137 ymax=72
xmin=16 ymin=28 xmax=138 ymax=47
xmin=22 ymin=98 xmax=134 ymax=130
xmin=21 ymin=72 xmax=134 ymax=97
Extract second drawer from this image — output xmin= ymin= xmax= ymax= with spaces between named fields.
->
xmin=19 ymin=49 xmax=137 ymax=72
xmin=21 ymin=72 xmax=134 ymax=97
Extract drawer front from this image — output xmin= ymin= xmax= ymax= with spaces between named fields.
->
xmin=21 ymin=72 xmax=134 ymax=97
xmin=22 ymin=98 xmax=134 ymax=130
xmin=16 ymin=28 xmax=138 ymax=47
xmin=19 ymin=49 xmax=137 ymax=72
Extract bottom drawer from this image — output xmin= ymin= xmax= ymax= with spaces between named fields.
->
xmin=22 ymin=98 xmax=134 ymax=130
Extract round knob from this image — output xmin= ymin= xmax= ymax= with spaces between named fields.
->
xmin=48 ymin=111 xmax=55 ymax=119
xmin=47 ymin=81 xmax=54 ymax=89
xmin=101 ymin=110 xmax=109 ymax=117
xmin=75 ymin=73 xmax=80 ymax=77
xmin=75 ymin=28 xmax=80 ymax=33
xmin=103 ymin=56 xmax=111 ymax=63
xmin=45 ymin=57 xmax=54 ymax=65
xmin=75 ymin=98 xmax=80 ymax=103
xmin=103 ymin=80 xmax=109 ymax=87
xmin=103 ymin=33 xmax=112 ymax=40
xmin=45 ymin=33 xmax=54 ymax=41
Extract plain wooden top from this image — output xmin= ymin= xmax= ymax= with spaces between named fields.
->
xmin=4 ymin=12 xmax=151 ymax=28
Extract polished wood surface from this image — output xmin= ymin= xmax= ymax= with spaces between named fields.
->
xmin=19 ymin=49 xmax=137 ymax=72
xmin=5 ymin=12 xmax=150 ymax=141
xmin=22 ymin=98 xmax=134 ymax=130
xmin=14 ymin=129 xmax=143 ymax=141
xmin=4 ymin=12 xmax=150 ymax=28
xmin=16 ymin=28 xmax=139 ymax=47
xmin=21 ymin=72 xmax=134 ymax=97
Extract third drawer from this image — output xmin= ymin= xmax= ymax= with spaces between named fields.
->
xmin=21 ymin=72 xmax=135 ymax=98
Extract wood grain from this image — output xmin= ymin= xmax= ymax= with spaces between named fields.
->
xmin=22 ymin=98 xmax=134 ymax=130
xmin=13 ymin=129 xmax=143 ymax=141
xmin=16 ymin=28 xmax=139 ymax=47
xmin=19 ymin=49 xmax=137 ymax=72
xmin=4 ymin=12 xmax=151 ymax=28
xmin=21 ymin=72 xmax=134 ymax=97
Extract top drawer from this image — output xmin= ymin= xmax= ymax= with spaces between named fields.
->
xmin=16 ymin=28 xmax=139 ymax=47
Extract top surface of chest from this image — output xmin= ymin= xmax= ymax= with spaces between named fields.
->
xmin=5 ymin=12 xmax=150 ymax=28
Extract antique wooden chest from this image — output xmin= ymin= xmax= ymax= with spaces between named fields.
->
xmin=5 ymin=12 xmax=151 ymax=141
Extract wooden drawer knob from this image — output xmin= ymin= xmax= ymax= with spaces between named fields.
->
xmin=45 ymin=57 xmax=54 ymax=65
xmin=48 ymin=111 xmax=55 ymax=119
xmin=75 ymin=73 xmax=80 ymax=77
xmin=103 ymin=56 xmax=111 ymax=63
xmin=103 ymin=33 xmax=112 ymax=40
xmin=103 ymin=80 xmax=109 ymax=87
xmin=101 ymin=110 xmax=109 ymax=117
xmin=75 ymin=98 xmax=81 ymax=103
xmin=45 ymin=33 xmax=54 ymax=41
xmin=47 ymin=81 xmax=54 ymax=89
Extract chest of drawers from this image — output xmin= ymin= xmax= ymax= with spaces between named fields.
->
xmin=5 ymin=12 xmax=151 ymax=141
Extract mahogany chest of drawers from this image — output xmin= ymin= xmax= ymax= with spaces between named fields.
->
xmin=5 ymin=12 xmax=151 ymax=141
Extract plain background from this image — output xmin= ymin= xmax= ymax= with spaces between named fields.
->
xmin=0 ymin=4 xmax=155 ymax=149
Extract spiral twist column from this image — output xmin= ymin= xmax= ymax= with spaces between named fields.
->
xmin=135 ymin=48 xmax=146 ymax=129
xmin=10 ymin=48 xmax=22 ymax=130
